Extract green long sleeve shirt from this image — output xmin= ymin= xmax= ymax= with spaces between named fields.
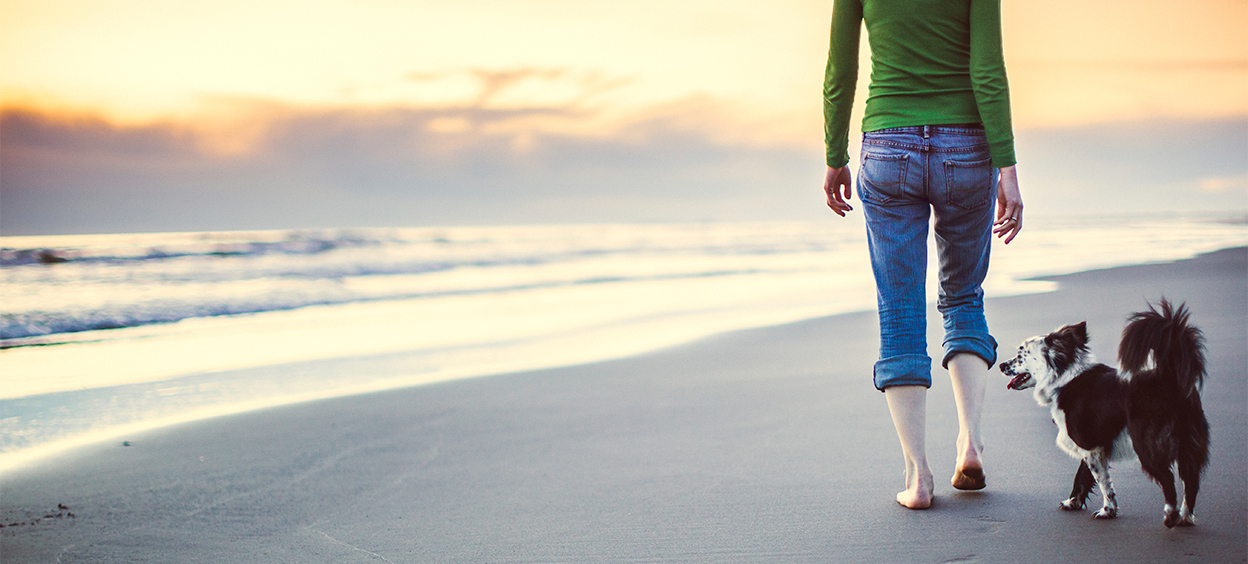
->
xmin=823 ymin=0 xmax=1017 ymax=168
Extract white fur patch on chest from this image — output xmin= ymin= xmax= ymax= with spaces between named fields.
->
xmin=1050 ymin=407 xmax=1088 ymax=459
xmin=1049 ymin=403 xmax=1135 ymax=462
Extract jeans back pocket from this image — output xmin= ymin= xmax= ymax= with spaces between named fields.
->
xmin=943 ymin=157 xmax=992 ymax=211
xmin=859 ymin=152 xmax=909 ymax=205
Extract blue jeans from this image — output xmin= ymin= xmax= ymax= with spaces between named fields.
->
xmin=858 ymin=125 xmax=998 ymax=391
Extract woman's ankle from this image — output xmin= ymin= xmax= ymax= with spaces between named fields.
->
xmin=898 ymin=468 xmax=934 ymax=509
xmin=956 ymin=432 xmax=983 ymax=466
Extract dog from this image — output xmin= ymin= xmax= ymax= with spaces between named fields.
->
xmin=998 ymin=299 xmax=1209 ymax=528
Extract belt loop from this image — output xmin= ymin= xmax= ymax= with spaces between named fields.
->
xmin=923 ymin=125 xmax=930 ymax=139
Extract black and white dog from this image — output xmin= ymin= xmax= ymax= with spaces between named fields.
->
xmin=998 ymin=299 xmax=1209 ymax=528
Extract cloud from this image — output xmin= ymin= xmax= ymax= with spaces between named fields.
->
xmin=1015 ymin=117 xmax=1248 ymax=214
xmin=1011 ymin=59 xmax=1248 ymax=71
xmin=0 ymin=97 xmax=824 ymax=235
xmin=1199 ymin=174 xmax=1248 ymax=194
xmin=398 ymin=67 xmax=635 ymax=114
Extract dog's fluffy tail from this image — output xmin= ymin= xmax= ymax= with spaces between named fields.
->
xmin=1119 ymin=299 xmax=1206 ymax=397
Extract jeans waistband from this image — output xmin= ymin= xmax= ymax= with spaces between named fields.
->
xmin=867 ymin=124 xmax=985 ymax=136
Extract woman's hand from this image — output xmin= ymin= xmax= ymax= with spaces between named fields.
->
xmin=824 ymin=166 xmax=854 ymax=216
xmin=992 ymin=165 xmax=1023 ymax=244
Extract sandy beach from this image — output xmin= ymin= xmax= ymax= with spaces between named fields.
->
xmin=2 ymin=247 xmax=1244 ymax=563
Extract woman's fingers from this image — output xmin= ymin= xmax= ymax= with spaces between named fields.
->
xmin=824 ymin=167 xmax=853 ymax=216
xmin=992 ymin=204 xmax=1022 ymax=244
xmin=992 ymin=167 xmax=1023 ymax=244
xmin=994 ymin=197 xmax=1010 ymax=225
xmin=999 ymin=215 xmax=1021 ymax=244
xmin=827 ymin=191 xmax=847 ymax=216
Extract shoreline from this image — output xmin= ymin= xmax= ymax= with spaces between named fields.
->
xmin=2 ymin=247 xmax=1238 ymax=476
xmin=3 ymin=247 xmax=1245 ymax=562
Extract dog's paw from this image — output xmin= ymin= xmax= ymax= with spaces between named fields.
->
xmin=1163 ymin=504 xmax=1180 ymax=528
xmin=1059 ymin=498 xmax=1085 ymax=511
xmin=1177 ymin=513 xmax=1197 ymax=527
xmin=1092 ymin=507 xmax=1117 ymax=519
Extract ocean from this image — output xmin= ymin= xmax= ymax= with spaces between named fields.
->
xmin=2 ymin=214 xmax=1245 ymax=470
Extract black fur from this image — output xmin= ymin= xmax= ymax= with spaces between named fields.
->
xmin=1120 ymin=300 xmax=1206 ymax=397
xmin=1057 ymin=365 xmax=1129 ymax=454
xmin=1120 ymin=300 xmax=1210 ymax=528
xmin=1063 ymin=460 xmax=1095 ymax=511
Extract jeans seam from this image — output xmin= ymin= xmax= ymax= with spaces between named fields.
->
xmin=863 ymin=139 xmax=990 ymax=153
xmin=869 ymin=125 xmax=985 ymax=135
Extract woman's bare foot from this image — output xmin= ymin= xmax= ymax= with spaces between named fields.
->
xmin=951 ymin=433 xmax=985 ymax=490
xmin=897 ymin=468 xmax=934 ymax=509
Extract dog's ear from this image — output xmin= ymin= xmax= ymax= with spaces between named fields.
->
xmin=1046 ymin=321 xmax=1090 ymax=348
xmin=1044 ymin=321 xmax=1089 ymax=374
xmin=1070 ymin=321 xmax=1088 ymax=344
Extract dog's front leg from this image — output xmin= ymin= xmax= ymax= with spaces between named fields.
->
xmin=1086 ymin=451 xmax=1118 ymax=519
xmin=1060 ymin=460 xmax=1095 ymax=511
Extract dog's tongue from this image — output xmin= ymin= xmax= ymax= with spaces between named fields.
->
xmin=1006 ymin=373 xmax=1029 ymax=390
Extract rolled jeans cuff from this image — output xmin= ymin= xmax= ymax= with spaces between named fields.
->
xmin=941 ymin=332 xmax=998 ymax=369
xmin=874 ymin=354 xmax=932 ymax=391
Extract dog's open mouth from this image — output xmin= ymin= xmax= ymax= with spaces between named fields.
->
xmin=1006 ymin=372 xmax=1032 ymax=390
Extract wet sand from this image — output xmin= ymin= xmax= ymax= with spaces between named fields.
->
xmin=3 ymin=247 xmax=1245 ymax=563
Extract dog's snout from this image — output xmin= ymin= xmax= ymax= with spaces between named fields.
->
xmin=998 ymin=361 xmax=1010 ymax=373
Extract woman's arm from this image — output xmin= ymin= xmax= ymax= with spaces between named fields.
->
xmin=823 ymin=0 xmax=863 ymax=169
xmin=968 ymin=0 xmax=1016 ymax=169
xmin=971 ymin=0 xmax=1022 ymax=242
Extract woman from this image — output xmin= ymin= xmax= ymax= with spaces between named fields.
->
xmin=821 ymin=0 xmax=1024 ymax=509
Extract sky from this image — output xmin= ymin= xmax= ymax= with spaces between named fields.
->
xmin=1 ymin=0 xmax=1246 ymax=235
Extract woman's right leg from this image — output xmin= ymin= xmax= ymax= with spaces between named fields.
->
xmin=886 ymin=385 xmax=934 ymax=508
xmin=858 ymin=129 xmax=933 ymax=508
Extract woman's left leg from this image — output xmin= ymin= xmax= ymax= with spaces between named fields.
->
xmin=930 ymin=131 xmax=999 ymax=490
xmin=948 ymin=353 xmax=988 ymax=489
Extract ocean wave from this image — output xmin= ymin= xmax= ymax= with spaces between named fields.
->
xmin=0 ymin=231 xmax=388 ymax=267
xmin=0 ymin=267 xmax=775 ymax=343
xmin=0 ymin=224 xmax=854 ymax=342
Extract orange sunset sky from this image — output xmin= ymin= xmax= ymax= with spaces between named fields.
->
xmin=1 ymin=0 xmax=1246 ymax=234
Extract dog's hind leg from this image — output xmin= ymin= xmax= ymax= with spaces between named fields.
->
xmin=1176 ymin=416 xmax=1209 ymax=527
xmin=1087 ymin=451 xmax=1118 ymax=519
xmin=1177 ymin=456 xmax=1203 ymax=527
xmin=1140 ymin=458 xmax=1180 ymax=527
xmin=1060 ymin=460 xmax=1095 ymax=511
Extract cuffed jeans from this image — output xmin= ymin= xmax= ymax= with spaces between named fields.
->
xmin=858 ymin=125 xmax=999 ymax=391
